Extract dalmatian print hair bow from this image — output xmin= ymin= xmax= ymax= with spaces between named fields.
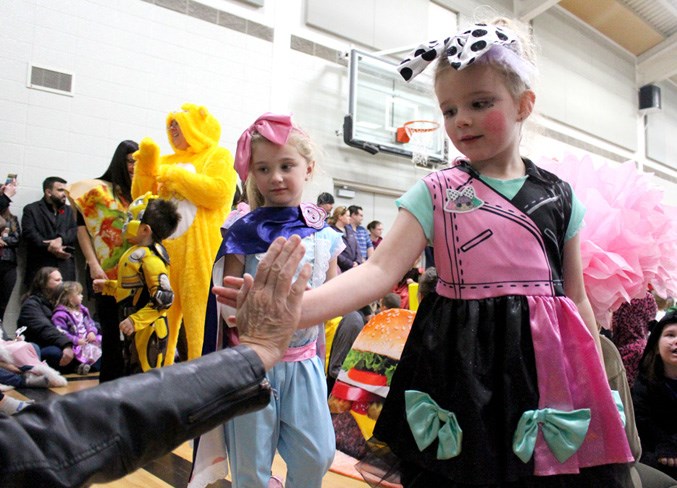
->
xmin=398 ymin=24 xmax=520 ymax=82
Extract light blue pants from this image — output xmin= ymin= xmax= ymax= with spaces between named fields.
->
xmin=225 ymin=355 xmax=335 ymax=488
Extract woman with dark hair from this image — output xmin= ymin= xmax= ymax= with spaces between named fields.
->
xmin=17 ymin=267 xmax=74 ymax=371
xmin=66 ymin=140 xmax=138 ymax=382
xmin=632 ymin=310 xmax=677 ymax=480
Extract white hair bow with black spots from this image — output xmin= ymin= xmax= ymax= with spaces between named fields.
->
xmin=398 ymin=24 xmax=520 ymax=82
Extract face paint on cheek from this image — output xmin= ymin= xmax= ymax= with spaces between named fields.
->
xmin=484 ymin=110 xmax=507 ymax=134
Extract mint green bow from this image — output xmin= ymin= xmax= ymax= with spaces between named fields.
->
xmin=610 ymin=390 xmax=626 ymax=427
xmin=405 ymin=390 xmax=462 ymax=460
xmin=512 ymin=407 xmax=591 ymax=463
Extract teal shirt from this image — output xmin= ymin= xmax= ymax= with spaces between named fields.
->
xmin=397 ymin=174 xmax=585 ymax=244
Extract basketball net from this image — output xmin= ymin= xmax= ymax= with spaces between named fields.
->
xmin=404 ymin=120 xmax=439 ymax=167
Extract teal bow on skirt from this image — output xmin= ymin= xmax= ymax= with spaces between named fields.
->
xmin=512 ymin=407 xmax=591 ymax=463
xmin=405 ymin=390 xmax=462 ymax=460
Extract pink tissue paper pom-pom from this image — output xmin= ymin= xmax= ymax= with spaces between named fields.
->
xmin=537 ymin=153 xmax=677 ymax=329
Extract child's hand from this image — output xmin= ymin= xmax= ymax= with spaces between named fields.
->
xmin=213 ymin=276 xmax=245 ymax=308
xmin=78 ymin=338 xmax=87 ymax=346
xmin=119 ymin=318 xmax=134 ymax=336
xmin=92 ymin=279 xmax=105 ymax=293
xmin=86 ymin=332 xmax=97 ymax=343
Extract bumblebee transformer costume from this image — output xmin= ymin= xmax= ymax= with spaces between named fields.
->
xmin=102 ymin=194 xmax=174 ymax=374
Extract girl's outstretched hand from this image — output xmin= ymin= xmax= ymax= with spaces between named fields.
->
xmin=213 ymin=276 xmax=245 ymax=309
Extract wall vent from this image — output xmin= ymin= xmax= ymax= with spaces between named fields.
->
xmin=28 ymin=65 xmax=74 ymax=96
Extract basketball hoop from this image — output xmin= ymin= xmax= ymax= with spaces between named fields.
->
xmin=402 ymin=120 xmax=440 ymax=167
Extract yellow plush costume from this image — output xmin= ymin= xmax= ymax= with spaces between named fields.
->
xmin=132 ymin=103 xmax=236 ymax=364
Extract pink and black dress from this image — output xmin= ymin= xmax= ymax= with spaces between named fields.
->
xmin=372 ymin=159 xmax=633 ymax=487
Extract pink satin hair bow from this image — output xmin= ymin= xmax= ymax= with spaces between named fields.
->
xmin=234 ymin=112 xmax=294 ymax=182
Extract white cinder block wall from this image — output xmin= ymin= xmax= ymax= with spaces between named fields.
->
xmin=1 ymin=0 xmax=675 ymax=329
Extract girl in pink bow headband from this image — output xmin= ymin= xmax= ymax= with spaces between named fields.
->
xmin=192 ymin=113 xmax=342 ymax=488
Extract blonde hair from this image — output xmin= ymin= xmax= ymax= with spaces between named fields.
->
xmin=245 ymin=129 xmax=317 ymax=210
xmin=56 ymin=281 xmax=83 ymax=308
xmin=435 ymin=17 xmax=537 ymax=99
xmin=326 ymin=206 xmax=348 ymax=226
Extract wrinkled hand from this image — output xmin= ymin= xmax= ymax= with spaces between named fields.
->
xmin=225 ymin=235 xmax=310 ymax=370
xmin=119 ymin=318 xmax=134 ymax=336
xmin=60 ymin=346 xmax=74 ymax=367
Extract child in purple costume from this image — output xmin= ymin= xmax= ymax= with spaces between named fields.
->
xmin=52 ymin=281 xmax=102 ymax=374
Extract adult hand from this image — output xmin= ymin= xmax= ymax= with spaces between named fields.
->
xmin=88 ymin=261 xmax=107 ymax=281
xmin=60 ymin=346 xmax=74 ymax=367
xmin=2 ymin=182 xmax=17 ymax=198
xmin=230 ymin=235 xmax=310 ymax=370
xmin=44 ymin=237 xmax=64 ymax=255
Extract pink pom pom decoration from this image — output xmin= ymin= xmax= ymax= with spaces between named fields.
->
xmin=538 ymin=153 xmax=677 ymax=329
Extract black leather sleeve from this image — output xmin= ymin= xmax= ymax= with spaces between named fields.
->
xmin=0 ymin=345 xmax=271 ymax=488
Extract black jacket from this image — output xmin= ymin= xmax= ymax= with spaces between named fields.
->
xmin=632 ymin=372 xmax=677 ymax=479
xmin=18 ymin=293 xmax=72 ymax=350
xmin=0 ymin=345 xmax=271 ymax=487
xmin=21 ymin=197 xmax=77 ymax=285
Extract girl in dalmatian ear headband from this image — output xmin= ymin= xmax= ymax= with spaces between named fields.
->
xmin=295 ymin=17 xmax=635 ymax=488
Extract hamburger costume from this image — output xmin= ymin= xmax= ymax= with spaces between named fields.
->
xmin=370 ymin=159 xmax=633 ymax=486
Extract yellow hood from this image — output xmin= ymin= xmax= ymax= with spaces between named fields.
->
xmin=166 ymin=103 xmax=221 ymax=154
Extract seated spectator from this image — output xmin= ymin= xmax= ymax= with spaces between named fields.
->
xmin=328 ymin=206 xmax=362 ymax=272
xmin=632 ymin=310 xmax=677 ymax=480
xmin=0 ymin=337 xmax=66 ymax=387
xmin=316 ymin=192 xmax=335 ymax=216
xmin=52 ymin=281 xmax=102 ymax=375
xmin=367 ymin=220 xmax=383 ymax=250
xmin=17 ymin=267 xmax=75 ymax=372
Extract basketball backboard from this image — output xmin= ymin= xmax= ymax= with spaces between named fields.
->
xmin=343 ymin=49 xmax=448 ymax=166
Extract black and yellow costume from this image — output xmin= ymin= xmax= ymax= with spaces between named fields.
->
xmin=102 ymin=242 xmax=173 ymax=374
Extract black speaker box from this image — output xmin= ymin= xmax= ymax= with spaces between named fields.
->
xmin=639 ymin=84 xmax=661 ymax=112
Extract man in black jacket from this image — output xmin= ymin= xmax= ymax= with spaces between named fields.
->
xmin=21 ymin=176 xmax=77 ymax=286
xmin=0 ymin=235 xmax=311 ymax=488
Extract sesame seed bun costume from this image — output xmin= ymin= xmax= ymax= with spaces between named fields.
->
xmin=132 ymin=103 xmax=237 ymax=364
xmin=366 ymin=26 xmax=634 ymax=487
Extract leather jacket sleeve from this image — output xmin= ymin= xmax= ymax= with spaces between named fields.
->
xmin=0 ymin=345 xmax=271 ymax=488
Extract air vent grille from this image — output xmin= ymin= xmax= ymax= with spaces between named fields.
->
xmin=28 ymin=65 xmax=73 ymax=95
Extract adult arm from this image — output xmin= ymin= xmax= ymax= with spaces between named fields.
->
xmin=19 ymin=298 xmax=72 ymax=350
xmin=0 ymin=236 xmax=310 ymax=487
xmin=0 ymin=345 xmax=271 ymax=488
xmin=77 ymin=224 xmax=106 ymax=281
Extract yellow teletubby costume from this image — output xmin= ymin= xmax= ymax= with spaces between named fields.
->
xmin=132 ymin=103 xmax=236 ymax=364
